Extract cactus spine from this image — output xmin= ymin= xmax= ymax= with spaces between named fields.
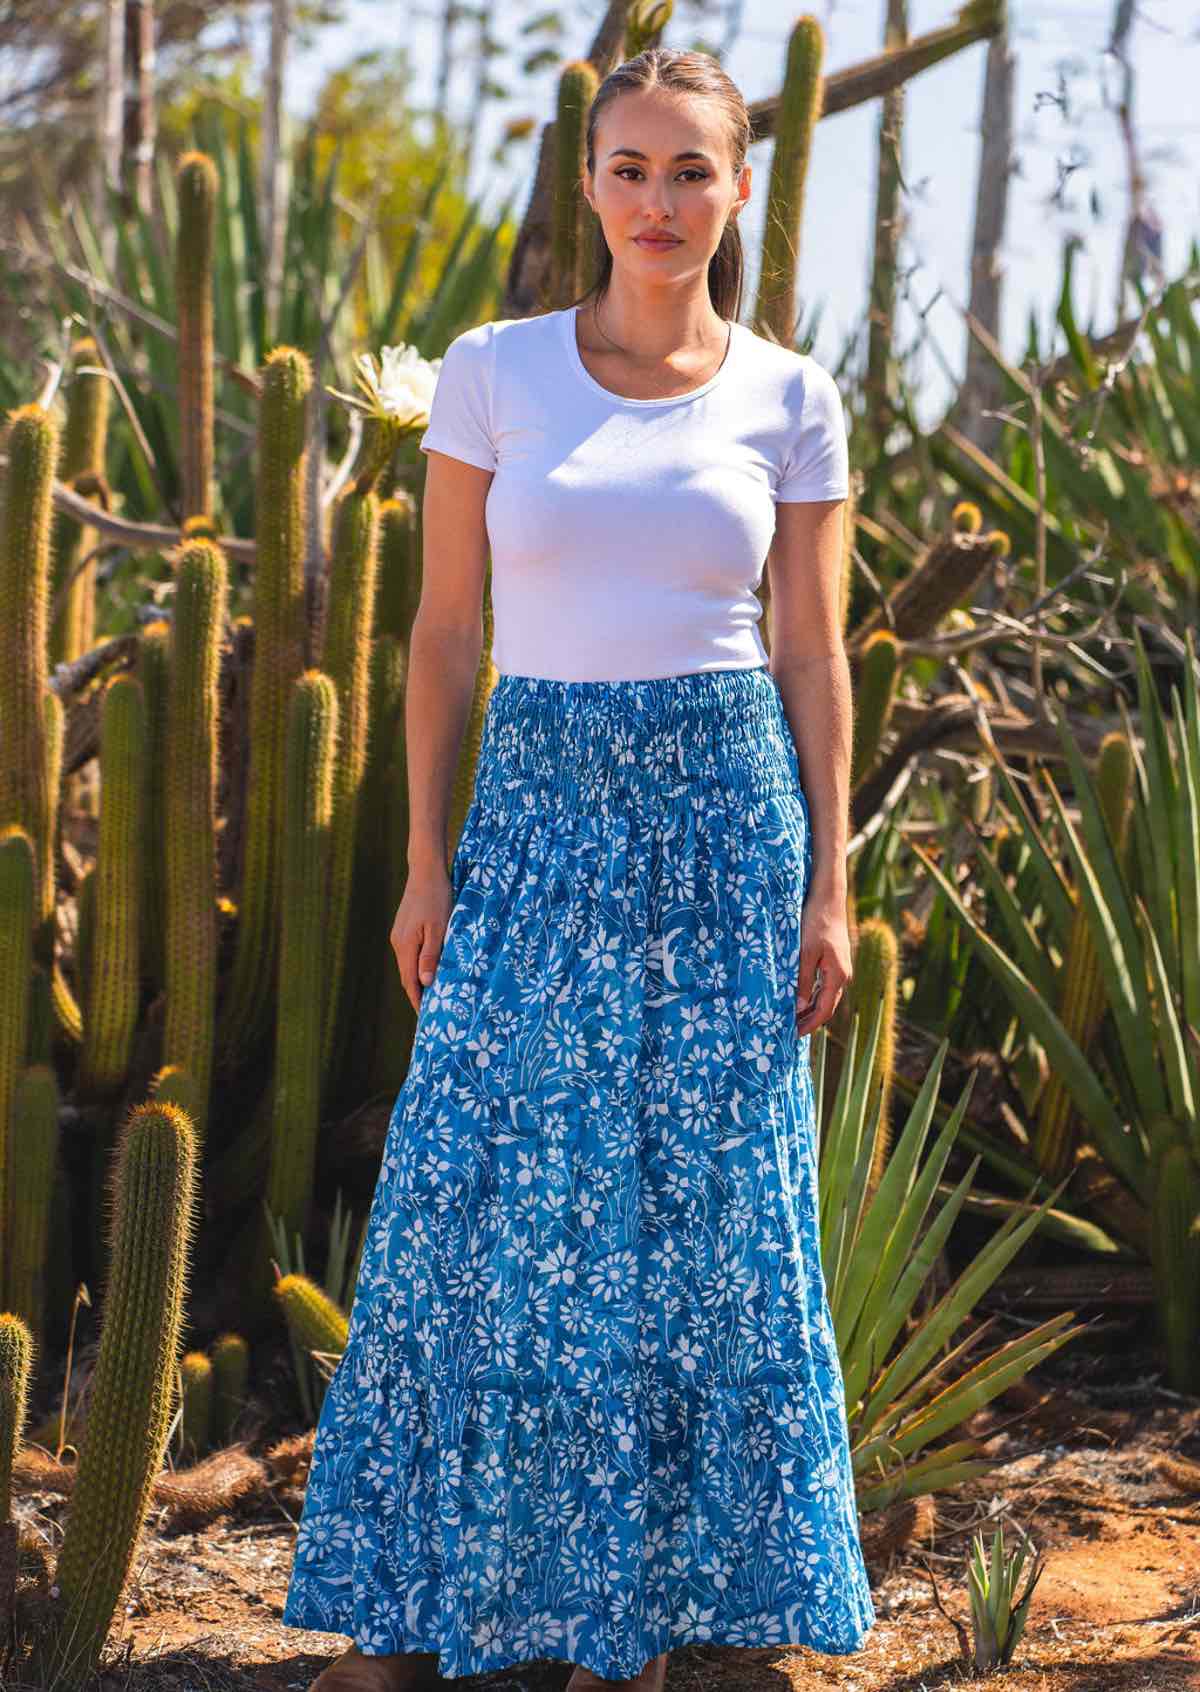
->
xmin=36 ymin=1101 xmax=199 ymax=1692
xmin=218 ymin=348 xmax=312 ymax=1069
xmin=80 ymin=675 xmax=146 ymax=1096
xmin=260 ymin=672 xmax=339 ymax=1295
xmin=5 ymin=1064 xmax=59 ymax=1340
xmin=754 ymin=16 xmax=824 ymax=344
xmin=552 ymin=61 xmax=599 ymax=307
xmin=164 ymin=541 xmax=228 ymax=1143
xmin=175 ymin=153 xmax=217 ymax=522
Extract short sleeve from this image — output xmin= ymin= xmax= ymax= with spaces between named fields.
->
xmin=775 ymin=358 xmax=849 ymax=502
xmin=418 ymin=322 xmax=497 ymax=472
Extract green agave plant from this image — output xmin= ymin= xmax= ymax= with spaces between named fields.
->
xmin=966 ymin=1520 xmax=1045 ymax=1670
xmin=813 ymin=998 xmax=1086 ymax=1512
xmin=908 ymin=623 xmax=1200 ymax=1392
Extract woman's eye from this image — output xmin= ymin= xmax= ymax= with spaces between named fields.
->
xmin=614 ymin=167 xmax=707 ymax=182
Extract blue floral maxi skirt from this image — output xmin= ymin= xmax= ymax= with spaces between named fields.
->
xmin=281 ymin=665 xmax=876 ymax=1679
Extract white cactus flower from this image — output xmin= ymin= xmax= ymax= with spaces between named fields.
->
xmin=326 ymin=344 xmax=442 ymax=431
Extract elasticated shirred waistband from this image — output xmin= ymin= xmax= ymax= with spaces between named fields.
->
xmin=469 ymin=664 xmax=804 ymax=815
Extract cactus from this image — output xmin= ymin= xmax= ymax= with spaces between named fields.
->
xmin=34 ymin=1100 xmax=199 ymax=1692
xmin=856 ymin=507 xmax=1009 ymax=645
xmin=0 ymin=404 xmax=59 ymax=952
xmin=625 ymin=0 xmax=672 ymax=58
xmin=849 ymin=918 xmax=899 ymax=1199
xmin=754 ymin=16 xmax=824 ymax=344
xmin=259 ymin=672 xmax=339 ymax=1297
xmin=0 ymin=1313 xmax=34 ymax=1521
xmin=274 ymin=1272 xmax=350 ymax=1358
xmin=41 ymin=684 xmax=84 ymax=1047
xmin=136 ymin=621 xmax=171 ymax=993
xmin=375 ymin=494 xmax=422 ymax=647
xmin=865 ymin=1 xmax=907 ymax=442
xmin=0 ymin=826 xmax=35 ymax=1308
xmin=1150 ymin=1141 xmax=1200 ymax=1394
xmin=79 ymin=675 xmax=145 ymax=1097
xmin=148 ymin=1066 xmax=206 ymax=1140
xmin=209 ymin=1333 xmax=250 ymax=1446
xmin=447 ymin=562 xmax=498 ymax=863
xmin=217 ymin=347 xmax=312 ymax=1070
xmin=164 ymin=541 xmax=228 ymax=1145
xmin=49 ymin=337 xmax=112 ymax=672
xmin=319 ymin=484 xmax=381 ymax=1094
xmin=851 ymin=630 xmax=900 ymax=788
xmin=175 ymin=153 xmax=217 ymax=521
xmin=551 ymin=61 xmax=600 ymax=307
xmin=5 ymin=1064 xmax=59 ymax=1340
xmin=1035 ymin=732 xmax=1134 ymax=1180
xmin=179 ymin=1352 xmax=213 ymax=1459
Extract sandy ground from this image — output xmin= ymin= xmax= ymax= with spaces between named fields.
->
xmin=6 ymin=1372 xmax=1199 ymax=1692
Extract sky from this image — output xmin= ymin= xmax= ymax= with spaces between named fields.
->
xmin=279 ymin=0 xmax=1199 ymax=423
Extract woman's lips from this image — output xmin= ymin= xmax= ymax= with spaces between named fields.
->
xmin=636 ymin=234 xmax=681 ymax=248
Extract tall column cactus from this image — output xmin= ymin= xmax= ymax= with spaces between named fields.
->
xmin=257 ymin=671 xmax=339 ymax=1303
xmin=175 ymin=152 xmax=217 ymax=523
xmin=5 ymin=1063 xmax=59 ymax=1340
xmin=34 ymin=1101 xmax=198 ymax=1692
xmin=754 ymin=16 xmax=824 ymax=345
xmin=218 ymin=348 xmax=312 ymax=1070
xmin=0 ymin=404 xmax=59 ymax=953
xmin=135 ymin=621 xmax=171 ymax=994
xmin=0 ymin=1310 xmax=34 ymax=1620
xmin=0 ymin=826 xmax=34 ymax=1310
xmin=551 ymin=60 xmax=599 ymax=308
xmin=49 ymin=336 xmax=112 ymax=669
xmin=79 ymin=674 xmax=145 ymax=1097
xmin=319 ymin=483 xmax=381 ymax=1094
xmin=164 ymin=541 xmax=228 ymax=1144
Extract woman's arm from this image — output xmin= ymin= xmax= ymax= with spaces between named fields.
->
xmin=766 ymin=495 xmax=854 ymax=1031
xmin=393 ymin=448 xmax=492 ymax=1009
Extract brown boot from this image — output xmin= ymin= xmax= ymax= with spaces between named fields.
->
xmin=566 ymin=1650 xmax=668 ymax=1691
xmin=308 ymin=1643 xmax=444 ymax=1691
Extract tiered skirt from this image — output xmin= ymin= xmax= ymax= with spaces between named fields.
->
xmin=281 ymin=664 xmax=876 ymax=1679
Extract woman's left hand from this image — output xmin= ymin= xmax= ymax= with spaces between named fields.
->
xmin=795 ymin=870 xmax=852 ymax=1035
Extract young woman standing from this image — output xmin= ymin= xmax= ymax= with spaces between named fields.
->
xmin=282 ymin=45 xmax=875 ymax=1692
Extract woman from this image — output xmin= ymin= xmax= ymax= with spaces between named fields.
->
xmin=282 ymin=45 xmax=875 ymax=1692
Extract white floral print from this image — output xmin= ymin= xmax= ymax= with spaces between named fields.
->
xmin=282 ymin=666 xmax=876 ymax=1679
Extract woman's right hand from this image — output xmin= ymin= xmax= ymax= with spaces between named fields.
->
xmin=391 ymin=865 xmax=454 ymax=1014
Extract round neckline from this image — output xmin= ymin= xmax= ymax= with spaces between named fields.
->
xmin=562 ymin=303 xmax=739 ymax=406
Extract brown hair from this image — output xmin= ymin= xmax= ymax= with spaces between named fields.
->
xmin=571 ymin=46 xmax=750 ymax=324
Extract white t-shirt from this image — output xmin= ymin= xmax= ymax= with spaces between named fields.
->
xmin=418 ymin=303 xmax=849 ymax=682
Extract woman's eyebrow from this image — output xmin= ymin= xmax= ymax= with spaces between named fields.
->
xmin=605 ymin=147 xmax=714 ymax=163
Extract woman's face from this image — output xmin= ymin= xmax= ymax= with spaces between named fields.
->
xmin=583 ymin=88 xmax=749 ymax=286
